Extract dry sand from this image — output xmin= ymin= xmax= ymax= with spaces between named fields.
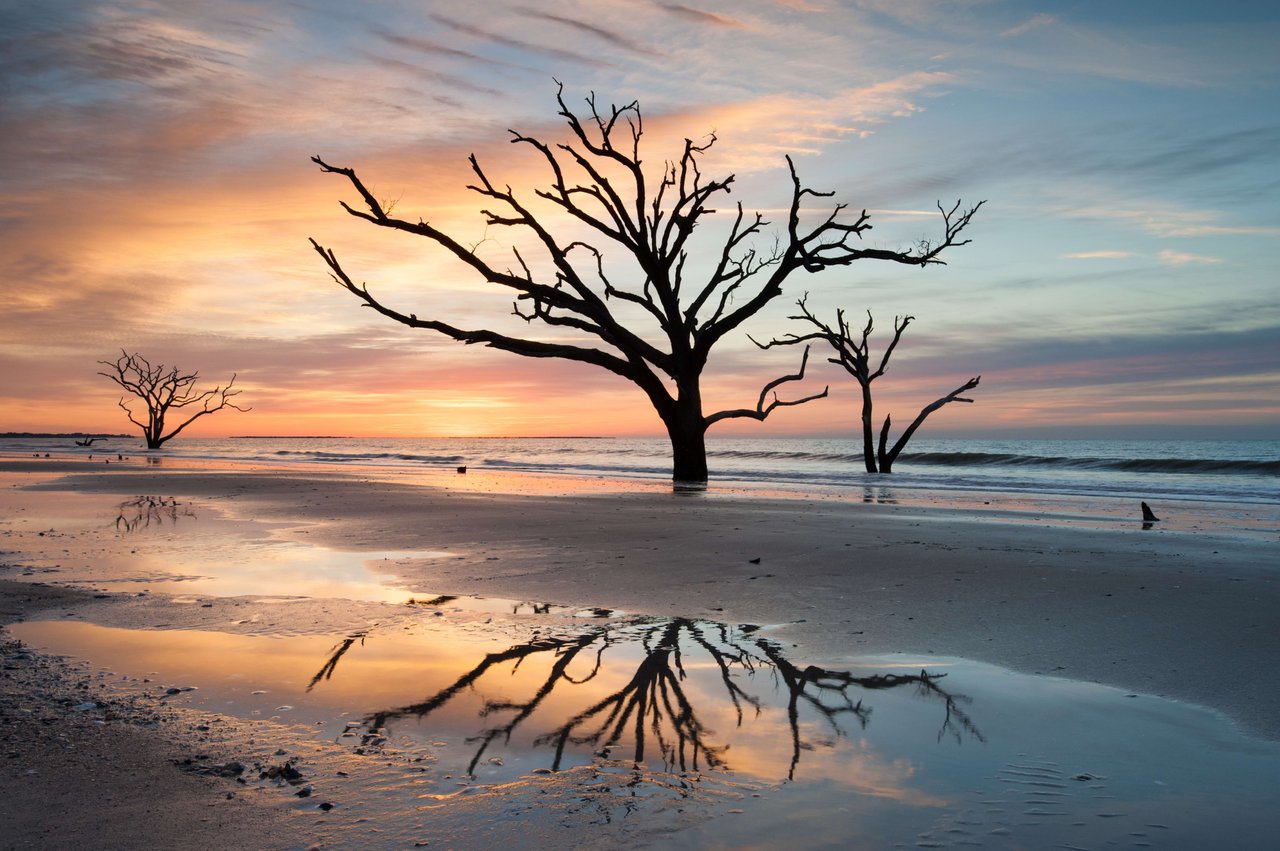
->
xmin=1 ymin=457 xmax=1277 ymax=848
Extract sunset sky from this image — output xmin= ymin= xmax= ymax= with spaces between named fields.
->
xmin=2 ymin=0 xmax=1277 ymax=440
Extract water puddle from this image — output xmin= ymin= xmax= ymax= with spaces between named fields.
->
xmin=4 ymin=484 xmax=1278 ymax=848
xmin=2 ymin=490 xmax=453 ymax=603
xmin=11 ymin=609 xmax=1279 ymax=849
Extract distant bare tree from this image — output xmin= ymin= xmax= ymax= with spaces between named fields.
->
xmin=97 ymin=351 xmax=248 ymax=449
xmin=757 ymin=297 xmax=980 ymax=473
xmin=310 ymin=84 xmax=981 ymax=484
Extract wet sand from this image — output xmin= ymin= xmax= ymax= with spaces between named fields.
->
xmin=0 ymin=581 xmax=296 ymax=850
xmin=1 ymin=456 xmax=1278 ymax=847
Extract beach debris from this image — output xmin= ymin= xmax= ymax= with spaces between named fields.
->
xmin=456 ymin=465 xmax=467 ymax=474
xmin=1140 ymin=502 xmax=1160 ymax=523
xmin=260 ymin=760 xmax=306 ymax=784
xmin=176 ymin=758 xmax=246 ymax=778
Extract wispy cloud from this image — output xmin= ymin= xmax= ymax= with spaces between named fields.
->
xmin=428 ymin=12 xmax=617 ymax=69
xmin=1057 ymin=203 xmax=1280 ymax=239
xmin=653 ymin=3 xmax=750 ymax=29
xmin=1159 ymin=250 xmax=1223 ymax=266
xmin=1062 ymin=250 xmax=1136 ymax=260
xmin=651 ymin=71 xmax=955 ymax=171
xmin=360 ymin=52 xmax=504 ymax=96
xmin=1 ymin=0 xmax=1276 ymax=437
xmin=374 ymin=29 xmax=534 ymax=71
xmin=1000 ymin=14 xmax=1056 ymax=38
xmin=516 ymin=8 xmax=660 ymax=54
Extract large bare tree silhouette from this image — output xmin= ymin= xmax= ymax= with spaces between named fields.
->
xmin=311 ymin=85 xmax=981 ymax=484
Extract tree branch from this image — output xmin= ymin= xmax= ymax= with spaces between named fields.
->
xmin=705 ymin=345 xmax=828 ymax=426
xmin=881 ymin=375 xmax=981 ymax=470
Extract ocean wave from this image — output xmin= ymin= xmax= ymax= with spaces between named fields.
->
xmin=709 ymin=447 xmax=1277 ymax=475
xmin=709 ymin=448 xmax=865 ymax=464
xmin=271 ymin=450 xmax=466 ymax=464
xmin=900 ymin=451 xmax=1279 ymax=475
xmin=481 ymin=457 xmax=670 ymax=477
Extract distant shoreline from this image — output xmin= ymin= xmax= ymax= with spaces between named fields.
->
xmin=0 ymin=432 xmax=130 ymax=438
xmin=226 ymin=435 xmax=612 ymax=440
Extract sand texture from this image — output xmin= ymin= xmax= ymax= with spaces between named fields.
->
xmin=1 ymin=458 xmax=1277 ymax=848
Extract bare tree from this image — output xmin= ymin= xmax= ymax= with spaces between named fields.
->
xmin=97 ymin=351 xmax=249 ymax=449
xmin=310 ymin=84 xmax=981 ymax=483
xmin=757 ymin=297 xmax=980 ymax=473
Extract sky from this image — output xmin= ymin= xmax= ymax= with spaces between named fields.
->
xmin=1 ymin=0 xmax=1277 ymax=441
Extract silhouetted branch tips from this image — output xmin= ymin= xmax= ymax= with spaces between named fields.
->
xmin=310 ymin=87 xmax=982 ymax=483
xmin=97 ymin=351 xmax=249 ymax=449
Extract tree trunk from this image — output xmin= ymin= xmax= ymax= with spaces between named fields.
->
xmin=663 ymin=382 xmax=709 ymax=484
xmin=668 ymin=424 xmax=708 ymax=484
xmin=859 ymin=383 xmax=878 ymax=473
xmin=877 ymin=414 xmax=893 ymax=473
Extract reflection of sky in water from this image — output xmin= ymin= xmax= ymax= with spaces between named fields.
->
xmin=12 ymin=615 xmax=1280 ymax=849
xmin=9 ymin=489 xmax=453 ymax=602
xmin=6 ymin=487 xmax=1279 ymax=847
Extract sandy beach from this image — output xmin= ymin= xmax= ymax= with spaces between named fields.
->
xmin=2 ymin=456 xmax=1277 ymax=848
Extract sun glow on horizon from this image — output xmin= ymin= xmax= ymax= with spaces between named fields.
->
xmin=1 ymin=2 xmax=1276 ymax=441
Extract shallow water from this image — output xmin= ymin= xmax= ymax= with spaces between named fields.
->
xmin=4 ymin=482 xmax=1279 ymax=848
xmin=1 ymin=488 xmax=454 ymax=603
xmin=5 ymin=435 xmax=1279 ymax=507
xmin=11 ymin=608 xmax=1280 ymax=849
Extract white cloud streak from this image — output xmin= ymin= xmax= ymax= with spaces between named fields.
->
xmin=1158 ymin=250 xmax=1224 ymax=266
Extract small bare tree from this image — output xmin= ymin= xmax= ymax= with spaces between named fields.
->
xmin=757 ymin=297 xmax=980 ymax=473
xmin=97 ymin=351 xmax=249 ymax=449
xmin=310 ymin=84 xmax=981 ymax=484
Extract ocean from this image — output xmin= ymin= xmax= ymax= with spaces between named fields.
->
xmin=5 ymin=435 xmax=1277 ymax=506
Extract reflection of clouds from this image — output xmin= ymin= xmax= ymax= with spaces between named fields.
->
xmin=349 ymin=617 xmax=980 ymax=784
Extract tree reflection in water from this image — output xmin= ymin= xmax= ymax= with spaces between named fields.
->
xmin=312 ymin=616 xmax=982 ymax=780
xmin=114 ymin=495 xmax=195 ymax=533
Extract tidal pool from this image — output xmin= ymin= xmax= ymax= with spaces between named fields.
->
xmin=3 ymin=489 xmax=453 ymax=602
xmin=4 ymin=485 xmax=1279 ymax=848
xmin=12 ymin=608 xmax=1280 ymax=850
